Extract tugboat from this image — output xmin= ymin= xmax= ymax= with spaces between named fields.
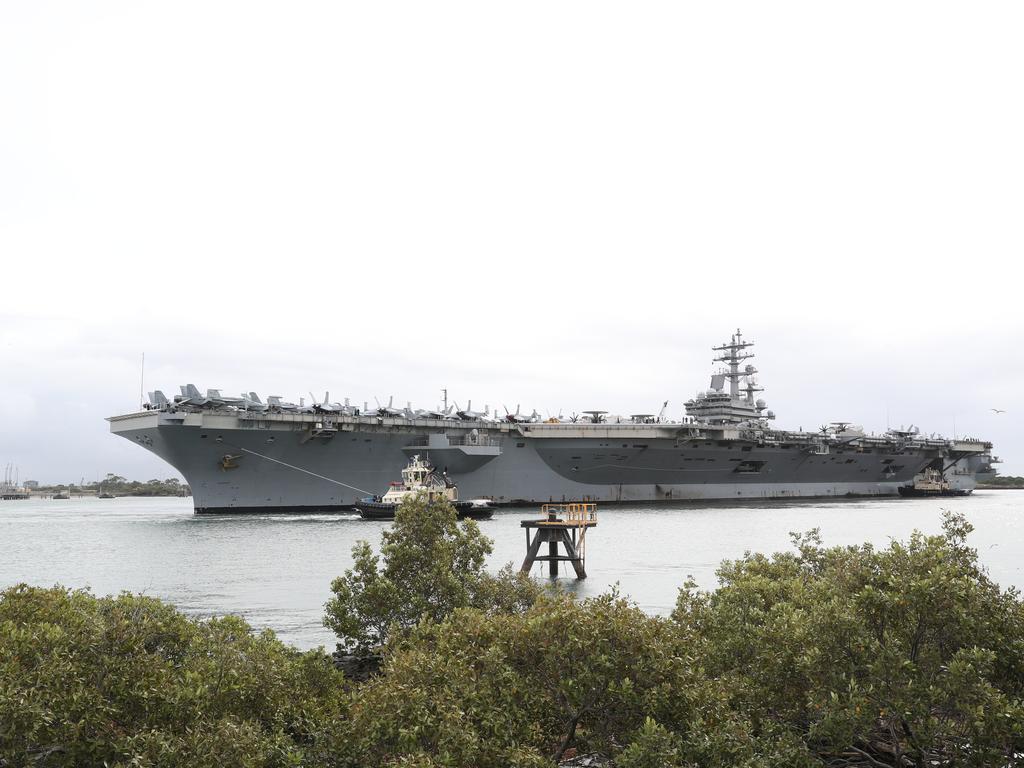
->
xmin=355 ymin=455 xmax=494 ymax=520
xmin=898 ymin=468 xmax=972 ymax=498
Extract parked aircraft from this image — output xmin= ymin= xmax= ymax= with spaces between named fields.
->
xmin=266 ymin=395 xmax=309 ymax=413
xmin=204 ymin=389 xmax=246 ymax=408
xmin=240 ymin=392 xmax=268 ymax=412
xmin=174 ymin=384 xmax=208 ymax=407
xmin=367 ymin=396 xmax=403 ymax=418
xmin=146 ymin=391 xmax=171 ymax=410
xmin=504 ymin=405 xmax=541 ymax=423
xmin=455 ymin=401 xmax=490 ymax=420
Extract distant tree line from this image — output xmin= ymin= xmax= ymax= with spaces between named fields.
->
xmin=978 ymin=475 xmax=1024 ymax=488
xmin=34 ymin=474 xmax=191 ymax=496
xmin=2 ymin=498 xmax=1022 ymax=767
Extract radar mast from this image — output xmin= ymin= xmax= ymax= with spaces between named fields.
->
xmin=712 ymin=328 xmax=754 ymax=400
xmin=686 ymin=328 xmax=772 ymax=425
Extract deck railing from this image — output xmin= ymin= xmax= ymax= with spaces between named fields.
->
xmin=540 ymin=502 xmax=597 ymax=525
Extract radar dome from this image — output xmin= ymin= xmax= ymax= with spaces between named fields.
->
xmin=756 ymin=399 xmax=766 ymax=407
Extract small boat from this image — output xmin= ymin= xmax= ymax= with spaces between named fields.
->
xmin=898 ymin=468 xmax=972 ymax=498
xmin=53 ymin=493 xmax=70 ymax=500
xmin=98 ymin=493 xmax=115 ymax=499
xmin=355 ymin=455 xmax=494 ymax=520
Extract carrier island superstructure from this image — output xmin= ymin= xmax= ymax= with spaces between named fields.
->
xmin=108 ymin=331 xmax=997 ymax=514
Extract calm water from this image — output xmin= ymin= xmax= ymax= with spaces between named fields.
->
xmin=1 ymin=492 xmax=1021 ymax=650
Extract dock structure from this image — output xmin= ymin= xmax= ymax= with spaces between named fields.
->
xmin=520 ymin=503 xmax=597 ymax=579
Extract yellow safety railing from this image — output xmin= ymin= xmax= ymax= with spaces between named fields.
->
xmin=540 ymin=503 xmax=597 ymax=524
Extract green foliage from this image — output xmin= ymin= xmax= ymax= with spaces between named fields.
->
xmin=324 ymin=493 xmax=540 ymax=654
xmin=979 ymin=474 xmax=1024 ymax=488
xmin=616 ymin=718 xmax=685 ymax=768
xmin=95 ymin=474 xmax=191 ymax=496
xmin=6 ymin=511 xmax=1024 ymax=768
xmin=38 ymin=474 xmax=191 ymax=497
xmin=347 ymin=592 xmax=811 ymax=767
xmin=672 ymin=512 xmax=1024 ymax=766
xmin=0 ymin=585 xmax=348 ymax=767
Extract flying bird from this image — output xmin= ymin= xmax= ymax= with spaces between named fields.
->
xmin=991 ymin=408 xmax=1007 ymax=414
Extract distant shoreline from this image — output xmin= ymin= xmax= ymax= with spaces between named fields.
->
xmin=21 ymin=491 xmax=191 ymax=499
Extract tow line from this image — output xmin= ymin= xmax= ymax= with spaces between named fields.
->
xmin=228 ymin=444 xmax=375 ymax=497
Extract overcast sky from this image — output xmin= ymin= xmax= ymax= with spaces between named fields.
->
xmin=1 ymin=1 xmax=1021 ymax=484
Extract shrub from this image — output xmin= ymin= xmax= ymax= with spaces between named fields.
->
xmin=324 ymin=493 xmax=540 ymax=654
xmin=672 ymin=512 xmax=1024 ymax=766
xmin=346 ymin=592 xmax=811 ymax=767
xmin=0 ymin=585 xmax=348 ymax=767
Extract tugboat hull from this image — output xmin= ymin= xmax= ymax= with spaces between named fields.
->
xmin=356 ymin=500 xmax=494 ymax=520
xmin=897 ymin=486 xmax=971 ymax=498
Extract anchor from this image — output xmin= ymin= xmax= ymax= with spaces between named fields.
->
xmin=219 ymin=454 xmax=242 ymax=471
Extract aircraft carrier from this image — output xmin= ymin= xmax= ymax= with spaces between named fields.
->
xmin=108 ymin=330 xmax=997 ymax=514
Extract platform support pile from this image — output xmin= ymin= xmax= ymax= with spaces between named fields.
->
xmin=519 ymin=503 xmax=597 ymax=579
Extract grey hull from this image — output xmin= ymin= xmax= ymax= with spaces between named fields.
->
xmin=108 ymin=411 xmax=988 ymax=514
